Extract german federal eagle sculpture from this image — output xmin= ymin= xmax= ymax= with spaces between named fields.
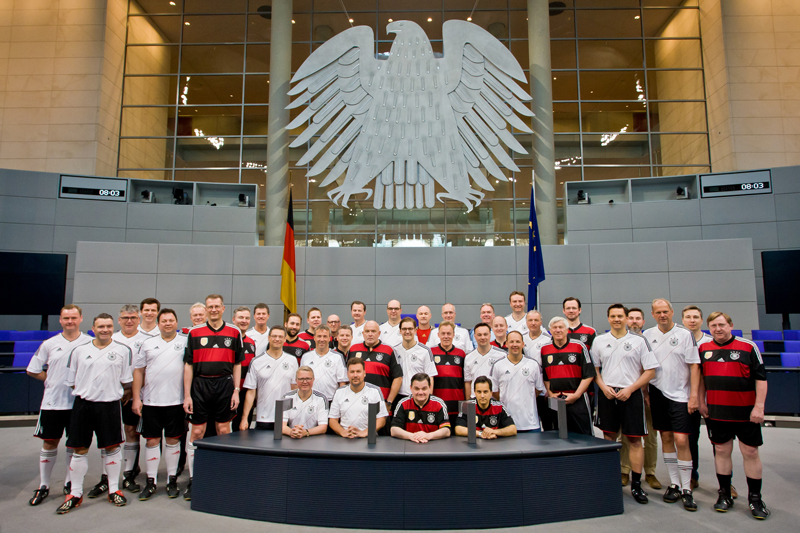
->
xmin=287 ymin=20 xmax=533 ymax=211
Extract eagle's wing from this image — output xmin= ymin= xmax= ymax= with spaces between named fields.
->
xmin=287 ymin=27 xmax=377 ymax=199
xmin=441 ymin=20 xmax=533 ymax=192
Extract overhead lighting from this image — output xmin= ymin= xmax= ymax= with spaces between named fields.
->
xmin=184 ymin=21 xmax=190 ymax=25
xmin=169 ymin=1 xmax=176 ymax=5
xmin=601 ymin=125 xmax=628 ymax=147
xmin=634 ymin=15 xmax=640 ymax=20
xmin=194 ymin=128 xmax=225 ymax=150
xmin=349 ymin=18 xmax=354 ymax=23
xmin=467 ymin=17 xmax=472 ymax=21
xmin=388 ymin=18 xmax=393 ymax=22
xmin=291 ymin=19 xmax=296 ymax=24
xmin=553 ymin=77 xmax=557 ymax=80
xmin=427 ymin=17 xmax=433 ymax=22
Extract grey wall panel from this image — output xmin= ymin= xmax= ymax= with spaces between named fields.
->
xmin=631 ymin=200 xmax=700 ymax=229
xmin=444 ymin=276 xmax=518 ymax=305
xmin=667 ymin=239 xmax=754 ymax=272
xmin=633 ymin=226 xmax=702 ymax=243
xmin=53 ymin=227 xmax=127 ymax=253
xmin=589 ymin=242 xmax=668 ymax=273
xmin=157 ymin=244 xmax=234 ymax=275
xmin=774 ymin=193 xmax=800 ymax=222
xmin=192 ymin=232 xmax=257 ymax=246
xmin=233 ymin=245 xmax=282 ymax=276
xmin=0 ymin=196 xmax=56 ymax=225
xmin=0 ymin=222 xmax=53 ymax=251
xmin=192 ymin=206 xmax=257 ymax=232
xmin=568 ymin=229 xmax=633 ymax=244
xmin=673 ymin=301 xmax=759 ymax=333
xmin=75 ymin=241 xmax=158 ymax=273
xmin=591 ymin=273 xmax=670 ymax=304
xmin=303 ymin=276 xmax=375 ymax=305
xmin=66 ymin=252 xmax=76 ymax=279
xmin=376 ymin=248 xmax=446 ymax=276
xmin=375 ymin=276 xmax=446 ymax=304
xmin=155 ymin=274 xmax=233 ymax=304
xmin=668 ymin=271 xmax=757 ymax=303
xmin=73 ymin=273 xmax=157 ymax=304
xmin=699 ymin=195 xmax=776 ymax=225
xmin=295 ymin=248 xmax=306 ymax=276
xmin=0 ymin=169 xmax=58 ymax=198
xmin=770 ymin=165 xmax=800 ymax=194
xmin=126 ymin=229 xmax=192 ymax=244
xmin=566 ymin=203 xmax=632 ymax=231
xmin=539 ymin=274 xmax=591 ymax=305
xmin=515 ymin=275 xmax=529 ymax=295
xmin=304 ymin=247 xmax=376 ymax=277
xmin=539 ymin=304 xmax=573 ymax=325
xmin=127 ymin=203 xmax=194 ymax=231
xmin=753 ymin=250 xmax=763 ymax=277
xmin=231 ymin=275 xmax=282 ymax=304
xmin=444 ymin=247 xmax=516 ymax=275
xmin=55 ymin=199 xmax=128 ymax=228
xmin=755 ymin=276 xmax=764 ymax=304
xmin=701 ymin=223 xmax=778 ymax=250
xmin=777 ymin=221 xmax=800 ymax=248
xmin=542 ymin=244 xmax=590 ymax=274
xmin=64 ymin=279 xmax=74 ymax=308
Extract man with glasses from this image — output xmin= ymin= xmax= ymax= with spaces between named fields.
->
xmin=327 ymin=315 xmax=341 ymax=350
xmin=380 ymin=300 xmax=404 ymax=347
xmin=281 ymin=367 xmax=329 ymax=438
xmin=395 ymin=317 xmax=437 ymax=403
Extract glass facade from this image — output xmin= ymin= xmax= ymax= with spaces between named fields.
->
xmin=119 ymin=0 xmax=709 ymax=246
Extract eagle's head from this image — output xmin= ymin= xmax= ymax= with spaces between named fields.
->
xmin=386 ymin=21 xmax=431 ymax=58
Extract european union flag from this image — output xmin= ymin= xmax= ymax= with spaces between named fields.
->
xmin=527 ymin=187 xmax=546 ymax=311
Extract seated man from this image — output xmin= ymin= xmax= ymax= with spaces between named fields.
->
xmin=391 ymin=373 xmax=450 ymax=443
xmin=329 ymin=358 xmax=388 ymax=438
xmin=455 ymin=377 xmax=517 ymax=439
xmin=282 ymin=366 xmax=329 ymax=438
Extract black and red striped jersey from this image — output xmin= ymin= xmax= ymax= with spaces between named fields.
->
xmin=283 ymin=337 xmax=311 ymax=365
xmin=431 ymin=344 xmax=467 ymax=417
xmin=349 ymin=341 xmax=403 ymax=401
xmin=183 ymin=321 xmax=244 ymax=377
xmin=568 ymin=324 xmax=597 ymax=350
xmin=240 ymin=335 xmax=257 ymax=387
xmin=391 ymin=395 xmax=450 ymax=433
xmin=491 ymin=340 xmax=508 ymax=352
xmin=298 ymin=330 xmax=316 ymax=349
xmin=540 ymin=339 xmax=596 ymax=393
xmin=699 ymin=336 xmax=766 ymax=422
xmin=455 ymin=399 xmax=515 ymax=430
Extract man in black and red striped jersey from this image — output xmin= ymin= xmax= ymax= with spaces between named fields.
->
xmin=182 ymin=294 xmax=244 ymax=501
xmin=298 ymin=307 xmax=322 ymax=349
xmin=540 ymin=316 xmax=596 ymax=435
xmin=431 ymin=321 xmax=467 ymax=426
xmin=563 ymin=297 xmax=597 ymax=350
xmin=231 ymin=307 xmax=257 ymax=432
xmin=283 ymin=313 xmax=311 ymax=364
xmin=699 ymin=312 xmax=770 ymax=520
xmin=391 ymin=373 xmax=450 ymax=442
xmin=455 ymin=377 xmax=517 ymax=438
xmin=490 ymin=316 xmax=508 ymax=352
xmin=349 ymin=320 xmax=403 ymax=414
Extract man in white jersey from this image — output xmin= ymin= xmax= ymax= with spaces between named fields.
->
xmin=138 ymin=298 xmax=160 ymax=335
xmin=464 ymin=323 xmax=506 ymax=398
xmin=380 ymin=299 xmax=403 ymax=346
xmin=470 ymin=303 xmax=496 ymax=347
xmin=282 ymin=367 xmax=329 ymax=437
xmin=523 ymin=310 xmax=551 ymax=364
xmin=131 ymin=309 xmax=186 ymax=501
xmin=329 ymin=358 xmax=388 ymax=438
xmin=592 ymin=304 xmax=659 ymax=505
xmin=300 ymin=326 xmax=348 ymax=404
xmin=506 ymin=291 xmax=529 ymax=335
xmin=246 ymin=303 xmax=270 ymax=356
xmin=644 ymin=298 xmax=700 ymax=511
xmin=57 ymin=314 xmax=133 ymax=514
xmin=490 ymin=331 xmax=545 ymax=432
xmin=240 ymin=326 xmax=298 ymax=430
xmin=427 ymin=303 xmax=474 ymax=353
xmin=27 ymin=305 xmax=91 ymax=506
xmin=395 ymin=317 xmax=437 ymax=399
xmin=350 ymin=300 xmax=367 ymax=344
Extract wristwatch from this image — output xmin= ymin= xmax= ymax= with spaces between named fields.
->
xmin=234 ymin=387 xmax=241 ymax=391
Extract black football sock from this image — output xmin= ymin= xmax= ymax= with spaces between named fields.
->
xmin=746 ymin=477 xmax=762 ymax=499
xmin=631 ymin=471 xmax=642 ymax=489
xmin=717 ymin=473 xmax=732 ymax=497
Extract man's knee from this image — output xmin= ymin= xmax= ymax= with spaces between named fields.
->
xmin=740 ymin=442 xmax=760 ymax=460
xmin=42 ymin=439 xmax=60 ymax=450
xmin=674 ymin=433 xmax=689 ymax=447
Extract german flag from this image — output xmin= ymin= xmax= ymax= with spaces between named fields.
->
xmin=280 ymin=193 xmax=297 ymax=314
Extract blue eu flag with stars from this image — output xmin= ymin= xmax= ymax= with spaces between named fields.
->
xmin=527 ymin=187 xmax=545 ymax=311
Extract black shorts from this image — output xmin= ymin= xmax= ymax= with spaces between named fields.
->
xmin=255 ymin=422 xmax=275 ymax=430
xmin=564 ymin=394 xmax=594 ymax=436
xmin=138 ymin=405 xmax=186 ymax=440
xmin=121 ymin=399 xmax=140 ymax=428
xmin=189 ymin=375 xmax=235 ymax=425
xmin=595 ymin=388 xmax=647 ymax=438
xmin=649 ymin=385 xmax=693 ymax=434
xmin=34 ymin=409 xmax=72 ymax=441
xmin=706 ymin=418 xmax=763 ymax=448
xmin=66 ymin=397 xmax=124 ymax=450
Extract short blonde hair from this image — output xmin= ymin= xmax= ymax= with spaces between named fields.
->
xmin=297 ymin=366 xmax=314 ymax=376
xmin=548 ymin=316 xmax=569 ymax=330
xmin=652 ymin=298 xmax=673 ymax=311
xmin=707 ymin=311 xmax=733 ymax=326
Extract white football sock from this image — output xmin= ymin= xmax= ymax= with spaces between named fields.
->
xmin=123 ymin=442 xmax=139 ymax=473
xmin=186 ymin=440 xmax=196 ymax=478
xmin=64 ymin=449 xmax=73 ymax=484
xmin=69 ymin=453 xmax=88 ymax=497
xmin=39 ymin=449 xmax=57 ymax=488
xmin=165 ymin=442 xmax=181 ymax=477
xmin=145 ymin=444 xmax=160 ymax=484
xmin=664 ymin=452 xmax=680 ymax=486
xmin=104 ymin=448 xmax=122 ymax=493
xmin=678 ymin=459 xmax=693 ymax=492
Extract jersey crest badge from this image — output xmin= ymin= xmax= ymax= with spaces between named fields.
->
xmin=522 ymin=367 xmax=530 ymax=376
xmin=200 ymin=338 xmax=208 ymax=346
xmin=282 ymin=362 xmax=290 ymax=370
xmin=361 ymin=396 xmax=369 ymax=404
xmin=408 ymin=411 xmax=415 ymax=420
xmin=224 ymin=338 xmax=232 ymax=347
xmin=355 ymin=352 xmax=363 ymax=358
xmin=580 ymin=334 xmax=588 ymax=342
xmin=107 ymin=352 xmax=116 ymax=360
xmin=376 ymin=354 xmax=384 ymax=362
xmin=568 ymin=355 xmax=577 ymax=363
xmin=134 ymin=340 xmax=143 ymax=349
xmin=624 ymin=342 xmax=632 ymax=351
xmin=427 ymin=413 xmax=436 ymax=423
xmin=410 ymin=354 xmax=417 ymax=362
xmin=730 ymin=351 xmax=740 ymax=360
xmin=669 ymin=337 xmax=679 ymax=346
xmin=175 ymin=344 xmax=183 ymax=351
xmin=308 ymin=405 xmax=315 ymax=413
xmin=704 ymin=351 xmax=713 ymax=359
xmin=323 ymin=358 xmax=332 ymax=367
xmin=435 ymin=356 xmax=441 ymax=364
xmin=489 ymin=415 xmax=498 ymax=426
xmin=454 ymin=356 xmax=461 ymax=364
xmin=547 ymin=355 xmax=553 ymax=364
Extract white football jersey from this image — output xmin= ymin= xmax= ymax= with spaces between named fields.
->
xmin=427 ymin=326 xmax=474 ymax=353
xmin=379 ymin=322 xmax=402 ymax=347
xmin=591 ymin=332 xmax=659 ymax=389
xmin=644 ymin=324 xmax=700 ymax=403
xmin=112 ymin=329 xmax=156 ymax=358
xmin=66 ymin=340 xmax=133 ymax=402
xmin=26 ymin=333 xmax=92 ymax=410
xmin=490 ymin=356 xmax=545 ymax=431
xmin=282 ymin=389 xmax=329 ymax=429
xmin=135 ymin=334 xmax=187 ymax=406
xmin=245 ymin=327 xmax=270 ymax=356
xmin=351 ymin=322 xmax=366 ymax=344
xmin=243 ymin=353 xmax=298 ymax=422
xmin=506 ymin=313 xmax=529 ymax=335
xmin=464 ymin=346 xmax=507 ymax=393
xmin=300 ymin=350 xmax=348 ymax=401
xmin=138 ymin=324 xmax=159 ymax=336
xmin=329 ymin=383 xmax=388 ymax=430
xmin=523 ymin=331 xmax=552 ymax=365
xmin=395 ymin=342 xmax=438 ymax=396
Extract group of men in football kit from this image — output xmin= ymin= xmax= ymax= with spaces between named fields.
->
xmin=24 ymin=291 xmax=769 ymax=520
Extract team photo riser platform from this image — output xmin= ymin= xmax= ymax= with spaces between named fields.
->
xmin=192 ymin=431 xmax=622 ymax=529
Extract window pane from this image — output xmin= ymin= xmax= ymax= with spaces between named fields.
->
xmin=651 ymin=133 xmax=709 ymax=166
xmin=292 ymin=14 xmax=312 ymax=41
xmin=241 ymin=137 xmax=267 ymax=167
xmin=554 ymin=103 xmax=580 ymax=132
xmin=185 ymin=0 xmax=247 ymax=13
xmin=183 ymin=15 xmax=246 ymax=43
xmin=242 ymin=105 xmax=269 ymax=135
xmin=178 ymin=75 xmax=243 ymax=106
xmin=550 ymin=9 xmax=575 ymax=38
xmin=174 ymin=169 xmax=240 ymax=183
xmin=377 ymin=207 xmax=446 ymax=235
xmin=647 ymin=69 xmax=704 ymax=100
xmin=131 ymin=0 xmax=181 ymax=14
xmin=551 ymin=40 xmax=576 ymax=69
xmin=175 ymin=137 xmax=241 ymax=168
xmin=577 ymin=10 xmax=642 ymax=39
xmin=241 ymin=168 xmax=267 ymax=203
xmin=555 ymin=134 xmax=582 ymax=161
xmin=128 ymin=16 xmax=182 ymax=45
xmin=118 ymin=169 xmax=173 ymax=181
xmin=245 ymin=44 xmax=270 ymax=72
xmin=180 ymin=45 xmax=245 ymax=73
xmin=377 ymin=13 xmax=443 ymax=41
xmin=445 ymin=201 xmax=514 ymax=233
xmin=177 ymin=106 xmax=242 ymax=136
xmin=509 ymin=40 xmax=528 ymax=69
xmin=327 ymin=207 xmax=379 ymax=234
xmin=584 ymin=166 xmax=652 ymax=181
xmin=552 ymin=71 xmax=578 ymax=100
xmin=576 ymin=0 xmax=638 ymax=6
xmin=581 ymin=102 xmax=648 ymax=133
xmin=578 ymin=40 xmax=643 ymax=69
xmin=646 ymin=39 xmax=702 ymax=69
xmin=121 ymin=106 xmax=175 ymax=137
xmin=583 ymin=134 xmax=650 ymax=165
xmin=580 ymin=71 xmax=646 ymax=100
xmin=649 ymin=101 xmax=707 ymax=133
xmin=448 ymin=233 xmax=516 ymax=246
xmin=308 ymin=234 xmax=377 ymax=247
xmin=652 ymin=165 xmax=708 ymax=177
xmin=244 ymin=75 xmax=269 ymax=104
xmin=555 ymin=166 xmax=582 ymax=198
xmin=292 ymin=43 xmax=312 ymax=71
xmin=123 ymin=76 xmax=177 ymax=106
xmin=125 ymin=46 xmax=179 ymax=75
xmin=119 ymin=138 xmax=175 ymax=169
xmin=247 ymin=14 xmax=273 ymax=42
xmin=643 ymin=8 xmax=699 ymax=38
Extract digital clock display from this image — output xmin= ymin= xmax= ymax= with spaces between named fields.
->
xmin=702 ymin=182 xmax=770 ymax=194
xmin=59 ymin=175 xmax=128 ymax=202
xmin=700 ymin=170 xmax=772 ymax=198
xmin=61 ymin=187 xmax=125 ymax=198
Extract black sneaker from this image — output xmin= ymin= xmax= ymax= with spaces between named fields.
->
xmin=166 ymin=475 xmax=180 ymax=499
xmin=663 ymin=484 xmax=681 ymax=503
xmin=122 ymin=470 xmax=141 ymax=493
xmin=63 ymin=481 xmax=71 ymax=496
xmin=714 ymin=489 xmax=734 ymax=512
xmin=681 ymin=490 xmax=697 ymax=511
xmin=749 ymin=496 xmax=770 ymax=520
xmin=108 ymin=490 xmax=127 ymax=507
xmin=183 ymin=479 xmax=192 ymax=501
xmin=87 ymin=475 xmax=108 ymax=498
xmin=29 ymin=485 xmax=49 ymax=506
xmin=56 ymin=495 xmax=82 ymax=514
xmin=631 ymin=486 xmax=649 ymax=504
xmin=139 ymin=478 xmax=157 ymax=501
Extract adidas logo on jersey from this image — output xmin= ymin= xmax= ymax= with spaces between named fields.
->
xmin=56 ymin=347 xmax=62 ymax=351
xmin=344 ymin=399 xmax=350 ymax=402
xmin=505 ymin=370 xmax=510 ymax=374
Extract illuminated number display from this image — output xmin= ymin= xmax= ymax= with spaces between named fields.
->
xmin=700 ymin=170 xmax=772 ymax=198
